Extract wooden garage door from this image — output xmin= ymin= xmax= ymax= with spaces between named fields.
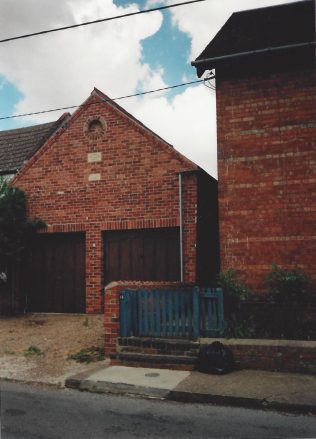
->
xmin=26 ymin=233 xmax=85 ymax=313
xmin=104 ymin=228 xmax=180 ymax=284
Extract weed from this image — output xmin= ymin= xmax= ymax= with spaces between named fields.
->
xmin=28 ymin=319 xmax=46 ymax=326
xmin=68 ymin=346 xmax=105 ymax=363
xmin=24 ymin=345 xmax=44 ymax=357
xmin=83 ymin=317 xmax=89 ymax=327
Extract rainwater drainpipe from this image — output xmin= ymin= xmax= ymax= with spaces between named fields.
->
xmin=178 ymin=173 xmax=184 ymax=283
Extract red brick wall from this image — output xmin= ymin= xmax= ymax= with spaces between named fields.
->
xmin=216 ymin=68 xmax=316 ymax=292
xmin=13 ymin=92 xmax=199 ymax=313
xmin=196 ymin=171 xmax=219 ymax=286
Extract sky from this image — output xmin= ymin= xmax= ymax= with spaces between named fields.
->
xmin=0 ymin=0 xmax=298 ymax=178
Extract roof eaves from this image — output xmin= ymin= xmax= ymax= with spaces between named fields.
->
xmin=192 ymin=41 xmax=316 ymax=71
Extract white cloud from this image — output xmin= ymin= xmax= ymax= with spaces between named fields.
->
xmin=167 ymin=0 xmax=301 ymax=60
xmin=125 ymin=83 xmax=217 ymax=177
xmin=0 ymin=0 xmax=164 ymax=119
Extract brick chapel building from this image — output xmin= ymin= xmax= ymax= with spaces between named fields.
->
xmin=192 ymin=0 xmax=316 ymax=291
xmin=0 ymin=88 xmax=219 ymax=313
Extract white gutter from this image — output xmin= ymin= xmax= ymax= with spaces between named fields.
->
xmin=191 ymin=41 xmax=316 ymax=66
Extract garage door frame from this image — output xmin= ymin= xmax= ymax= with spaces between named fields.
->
xmin=26 ymin=232 xmax=86 ymax=313
xmin=103 ymin=227 xmax=180 ymax=284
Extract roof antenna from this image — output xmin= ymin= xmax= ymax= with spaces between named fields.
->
xmin=203 ymin=71 xmax=216 ymax=90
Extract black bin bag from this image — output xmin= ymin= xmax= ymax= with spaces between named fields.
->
xmin=197 ymin=341 xmax=234 ymax=374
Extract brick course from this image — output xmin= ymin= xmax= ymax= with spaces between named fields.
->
xmin=204 ymin=339 xmax=316 ymax=374
xmin=216 ymin=68 xmax=316 ymax=291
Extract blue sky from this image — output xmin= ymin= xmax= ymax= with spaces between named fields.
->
xmin=0 ymin=76 xmax=25 ymax=130
xmin=0 ymin=0 xmax=298 ymax=176
xmin=141 ymin=11 xmax=193 ymax=85
xmin=115 ymin=0 xmax=193 ymax=83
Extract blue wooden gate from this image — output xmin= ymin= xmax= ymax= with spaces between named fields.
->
xmin=119 ymin=287 xmax=224 ymax=338
xmin=199 ymin=288 xmax=225 ymax=336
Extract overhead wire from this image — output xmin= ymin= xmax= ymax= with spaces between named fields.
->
xmin=0 ymin=77 xmax=215 ymax=121
xmin=0 ymin=0 xmax=206 ymax=44
xmin=0 ymin=0 xmax=213 ymax=122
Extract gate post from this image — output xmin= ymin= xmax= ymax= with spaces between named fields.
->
xmin=193 ymin=286 xmax=200 ymax=339
xmin=217 ymin=288 xmax=225 ymax=333
xmin=104 ymin=284 xmax=121 ymax=357
xmin=119 ymin=291 xmax=132 ymax=337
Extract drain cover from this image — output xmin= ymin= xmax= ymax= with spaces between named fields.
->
xmin=145 ymin=372 xmax=160 ymax=378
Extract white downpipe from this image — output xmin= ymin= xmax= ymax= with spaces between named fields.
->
xmin=178 ymin=173 xmax=184 ymax=282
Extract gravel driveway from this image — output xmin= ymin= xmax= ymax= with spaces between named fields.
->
xmin=0 ymin=313 xmax=108 ymax=386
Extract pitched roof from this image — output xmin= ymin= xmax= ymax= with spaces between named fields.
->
xmin=78 ymin=88 xmax=199 ymax=171
xmin=0 ymin=114 xmax=69 ymax=174
xmin=192 ymin=0 xmax=315 ymax=77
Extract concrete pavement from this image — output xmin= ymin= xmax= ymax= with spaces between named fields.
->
xmin=65 ymin=364 xmax=316 ymax=415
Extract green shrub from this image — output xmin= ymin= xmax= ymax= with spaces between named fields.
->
xmin=217 ymin=266 xmax=314 ymax=340
xmin=0 ymin=179 xmax=46 ymax=312
xmin=266 ymin=264 xmax=313 ymax=339
xmin=218 ymin=268 xmax=250 ymax=299
xmin=0 ymin=178 xmax=45 ymax=264
xmin=218 ymin=269 xmax=253 ymax=337
xmin=267 ymin=264 xmax=311 ymax=304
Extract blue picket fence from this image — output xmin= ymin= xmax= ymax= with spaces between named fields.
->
xmin=119 ymin=287 xmax=224 ymax=338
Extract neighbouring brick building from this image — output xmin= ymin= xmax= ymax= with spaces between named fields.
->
xmin=192 ymin=0 xmax=316 ymax=291
xmin=1 ymin=88 xmax=219 ymax=313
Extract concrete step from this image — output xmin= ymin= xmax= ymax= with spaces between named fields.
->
xmin=118 ymin=337 xmax=200 ymax=357
xmin=112 ymin=352 xmax=197 ymax=371
xmin=117 ymin=346 xmax=200 ymax=356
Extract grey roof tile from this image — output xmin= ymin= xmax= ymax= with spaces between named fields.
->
xmin=0 ymin=115 xmax=68 ymax=174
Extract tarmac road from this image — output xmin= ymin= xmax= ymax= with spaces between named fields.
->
xmin=0 ymin=381 xmax=316 ymax=439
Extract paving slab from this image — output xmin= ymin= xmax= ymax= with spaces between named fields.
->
xmin=169 ymin=369 xmax=316 ymax=413
xmin=66 ymin=366 xmax=190 ymax=398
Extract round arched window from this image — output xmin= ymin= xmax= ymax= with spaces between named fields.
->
xmin=84 ymin=116 xmax=107 ymax=141
xmin=88 ymin=119 xmax=103 ymax=133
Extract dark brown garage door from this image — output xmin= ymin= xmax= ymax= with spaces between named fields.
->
xmin=26 ymin=233 xmax=85 ymax=313
xmin=104 ymin=227 xmax=180 ymax=284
